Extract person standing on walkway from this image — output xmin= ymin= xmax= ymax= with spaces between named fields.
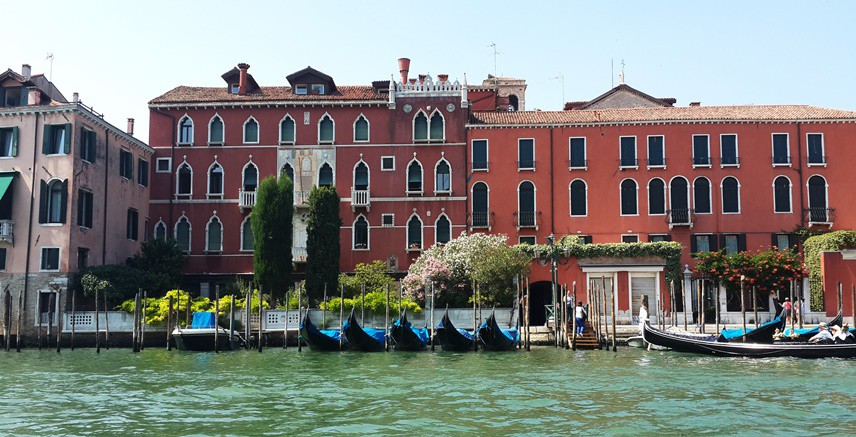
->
xmin=638 ymin=299 xmax=649 ymax=334
xmin=782 ymin=297 xmax=792 ymax=325
xmin=574 ymin=301 xmax=586 ymax=335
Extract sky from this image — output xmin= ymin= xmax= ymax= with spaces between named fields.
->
xmin=3 ymin=0 xmax=855 ymax=144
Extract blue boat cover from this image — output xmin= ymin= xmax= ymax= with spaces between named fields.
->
xmin=319 ymin=329 xmax=342 ymax=340
xmin=479 ymin=320 xmax=519 ymax=342
xmin=719 ymin=315 xmax=781 ymax=340
xmin=394 ymin=318 xmax=429 ymax=344
xmin=190 ymin=312 xmax=216 ymax=329
xmin=457 ymin=329 xmax=475 ymax=340
xmin=363 ymin=328 xmax=387 ymax=344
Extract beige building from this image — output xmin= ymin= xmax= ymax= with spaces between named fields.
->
xmin=0 ymin=65 xmax=152 ymax=337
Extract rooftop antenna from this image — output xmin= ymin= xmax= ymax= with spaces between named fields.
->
xmin=550 ymin=74 xmax=565 ymax=108
xmin=45 ymin=52 xmax=54 ymax=82
xmin=619 ymin=59 xmax=626 ymax=85
xmin=488 ymin=43 xmax=499 ymax=84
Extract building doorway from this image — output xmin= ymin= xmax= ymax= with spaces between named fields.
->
xmin=528 ymin=281 xmax=552 ymax=326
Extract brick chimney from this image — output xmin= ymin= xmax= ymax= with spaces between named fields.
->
xmin=438 ymin=74 xmax=449 ymax=83
xmin=398 ymin=58 xmax=410 ymax=85
xmin=27 ymin=87 xmax=40 ymax=105
xmin=72 ymin=92 xmax=79 ymax=103
xmin=237 ymin=63 xmax=250 ymax=95
xmin=418 ymin=74 xmax=427 ymax=84
xmin=21 ymin=64 xmax=31 ymax=79
xmin=127 ymin=118 xmax=135 ymax=135
xmin=690 ymin=102 xmax=701 ymax=107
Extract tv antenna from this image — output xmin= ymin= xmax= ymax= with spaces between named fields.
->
xmin=488 ymin=43 xmax=499 ymax=83
xmin=46 ymin=52 xmax=54 ymax=82
xmin=550 ymin=74 xmax=565 ymax=108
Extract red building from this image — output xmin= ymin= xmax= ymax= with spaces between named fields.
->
xmin=148 ymin=59 xmax=475 ymax=296
xmin=467 ymin=83 xmax=856 ymax=323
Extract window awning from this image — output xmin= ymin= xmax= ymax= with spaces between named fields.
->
xmin=0 ymin=172 xmax=16 ymax=201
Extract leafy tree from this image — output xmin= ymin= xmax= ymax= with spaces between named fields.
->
xmin=339 ymin=260 xmax=395 ymax=298
xmin=251 ymin=174 xmax=293 ymax=302
xmin=126 ymin=237 xmax=186 ymax=294
xmin=78 ymin=265 xmax=145 ymax=302
xmin=305 ymin=185 xmax=341 ymax=303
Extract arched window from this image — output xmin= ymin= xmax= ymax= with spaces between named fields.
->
xmin=518 ymin=181 xmax=536 ymax=227
xmin=154 ymin=220 xmax=166 ymax=240
xmin=279 ymin=115 xmax=295 ymax=143
xmin=319 ymin=163 xmax=333 ymax=187
xmin=807 ymin=175 xmax=829 ymax=222
xmin=176 ymin=162 xmax=192 ymax=197
xmin=354 ymin=115 xmax=369 ymax=142
xmin=436 ymin=215 xmax=451 ymax=245
xmin=722 ymin=176 xmax=740 ymax=214
xmin=620 ymin=179 xmax=638 ymax=215
xmin=407 ymin=215 xmax=422 ymax=249
xmin=241 ymin=216 xmax=254 ymax=251
xmin=774 ymin=176 xmax=792 ymax=213
xmin=207 ymin=163 xmax=223 ymax=197
xmin=435 ymin=159 xmax=451 ymax=193
xmin=413 ymin=111 xmax=428 ymax=141
xmin=205 ymin=215 xmax=223 ymax=252
xmin=175 ymin=216 xmax=191 ymax=252
xmin=243 ymin=117 xmax=259 ymax=144
xmin=693 ymin=177 xmax=711 ymax=214
xmin=354 ymin=161 xmax=369 ymax=190
xmin=318 ymin=114 xmax=334 ymax=143
xmin=208 ymin=115 xmax=224 ymax=144
xmin=429 ymin=111 xmax=444 ymax=141
xmin=570 ymin=179 xmax=587 ymax=217
xmin=472 ymin=182 xmax=489 ymax=228
xmin=669 ymin=177 xmax=689 ymax=221
xmin=353 ymin=215 xmax=369 ymax=249
xmin=648 ymin=178 xmax=666 ymax=215
xmin=508 ymin=95 xmax=519 ymax=111
xmin=178 ymin=116 xmax=193 ymax=144
xmin=282 ymin=162 xmax=294 ymax=183
xmin=407 ymin=159 xmax=423 ymax=194
xmin=242 ymin=162 xmax=258 ymax=191
xmin=40 ymin=179 xmax=67 ymax=224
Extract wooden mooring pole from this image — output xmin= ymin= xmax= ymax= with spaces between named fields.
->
xmin=296 ymin=284 xmax=302 ymax=353
xmin=284 ymin=284 xmax=291 ymax=349
xmin=753 ymin=286 xmax=759 ymax=329
xmin=852 ymin=284 xmax=856 ymax=327
xmin=740 ymin=277 xmax=747 ymax=340
xmin=214 ymin=285 xmax=220 ymax=354
xmin=524 ymin=278 xmax=530 ymax=352
xmin=715 ymin=282 xmax=721 ymax=335
xmin=4 ymin=287 xmax=11 ymax=352
xmin=571 ymin=281 xmax=577 ymax=351
xmin=838 ymin=281 xmax=843 ymax=317
xmin=339 ymin=284 xmax=345 ymax=351
xmin=70 ymin=288 xmax=76 ymax=351
xmin=430 ymin=282 xmax=436 ymax=352
xmin=55 ymin=290 xmax=62 ymax=353
xmin=167 ymin=295 xmax=174 ymax=351
xmin=229 ymin=293 xmax=235 ymax=350
xmin=385 ymin=282 xmax=390 ymax=352
xmin=37 ymin=292 xmax=42 ymax=350
xmin=610 ymin=279 xmax=617 ymax=352
xmin=95 ymin=288 xmax=100 ymax=353
xmin=258 ymin=287 xmax=264 ymax=353
xmin=473 ymin=281 xmax=479 ymax=352
xmin=132 ymin=292 xmax=140 ymax=353
xmin=16 ymin=290 xmax=23 ymax=352
xmin=245 ymin=284 xmax=251 ymax=350
xmin=700 ymin=280 xmax=706 ymax=333
xmin=104 ymin=295 xmax=111 ymax=350
xmin=141 ymin=290 xmax=147 ymax=350
xmin=360 ymin=283 xmax=366 ymax=326
xmin=789 ymin=280 xmax=795 ymax=336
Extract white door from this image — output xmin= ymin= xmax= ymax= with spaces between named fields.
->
xmin=631 ymin=276 xmax=657 ymax=324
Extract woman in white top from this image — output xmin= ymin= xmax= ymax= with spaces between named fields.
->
xmin=638 ymin=301 xmax=649 ymax=334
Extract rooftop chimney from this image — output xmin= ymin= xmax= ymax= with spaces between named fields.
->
xmin=127 ymin=118 xmax=135 ymax=136
xmin=27 ymin=87 xmax=40 ymax=105
xmin=21 ymin=64 xmax=31 ymax=79
xmin=689 ymin=102 xmax=701 ymax=107
xmin=438 ymin=74 xmax=449 ymax=83
xmin=398 ymin=58 xmax=410 ymax=85
xmin=418 ymin=74 xmax=427 ymax=84
xmin=237 ymin=63 xmax=250 ymax=95
xmin=72 ymin=92 xmax=79 ymax=103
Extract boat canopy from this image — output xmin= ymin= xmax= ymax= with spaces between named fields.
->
xmin=190 ymin=312 xmax=217 ymax=329
xmin=719 ymin=315 xmax=781 ymax=340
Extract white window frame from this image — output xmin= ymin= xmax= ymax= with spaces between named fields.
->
xmin=39 ymin=246 xmax=61 ymax=272
xmin=647 ymin=177 xmax=667 ymax=217
xmin=174 ymin=214 xmax=192 ymax=253
xmin=433 ymin=157 xmax=452 ymax=194
xmin=569 ymin=178 xmax=588 ymax=217
xmin=517 ymin=138 xmax=535 ymax=171
xmin=518 ymin=235 xmax=537 ymax=245
xmin=317 ymin=161 xmax=335 ymax=187
xmin=619 ymin=136 xmax=638 ymax=170
xmin=720 ymin=133 xmax=740 ymax=168
xmin=694 ymin=234 xmax=714 ymax=253
xmin=471 ymin=139 xmax=489 ymax=171
xmin=619 ymin=178 xmax=639 ymax=216
xmin=353 ymin=114 xmax=370 ymax=143
xmin=806 ymin=133 xmax=827 ymax=167
xmin=380 ymin=156 xmax=395 ymax=171
xmin=806 ymin=174 xmax=830 ymax=217
xmin=204 ymin=214 xmax=223 ymax=253
xmin=208 ymin=114 xmax=225 ymax=145
xmin=646 ymin=135 xmax=666 ymax=169
xmin=317 ymin=113 xmax=335 ymax=145
xmin=206 ymin=161 xmax=224 ymax=199
xmin=406 ymin=213 xmax=423 ymax=251
xmin=771 ymin=133 xmax=791 ymax=167
xmin=242 ymin=116 xmax=260 ymax=145
xmin=667 ymin=175 xmax=690 ymax=217
xmin=412 ymin=110 xmax=429 ymax=142
xmin=568 ymin=137 xmax=587 ymax=170
xmin=175 ymin=160 xmax=193 ymax=198
xmin=279 ymin=114 xmax=296 ymax=145
xmin=772 ymin=175 xmax=793 ymax=214
xmin=692 ymin=176 xmax=712 ymax=215
xmin=154 ymin=219 xmax=167 ymax=240
xmin=177 ymin=115 xmax=194 ymax=146
xmin=621 ymin=234 xmax=640 ymax=244
xmin=691 ymin=134 xmax=711 ymax=168
xmin=353 ymin=159 xmax=370 ymax=190
xmin=156 ymin=157 xmax=172 ymax=173
xmin=352 ymin=214 xmax=370 ymax=250
xmin=517 ymin=180 xmax=537 ymax=227
xmin=434 ymin=213 xmax=452 ymax=246
xmin=405 ymin=157 xmax=424 ymax=196
xmin=381 ymin=213 xmax=395 ymax=227
xmin=720 ymin=176 xmax=742 ymax=215
xmin=240 ymin=215 xmax=254 ymax=252
xmin=241 ymin=159 xmax=259 ymax=191
xmin=428 ymin=109 xmax=446 ymax=143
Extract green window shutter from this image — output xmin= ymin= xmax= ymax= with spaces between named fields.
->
xmin=90 ymin=131 xmax=97 ymax=162
xmin=42 ymin=125 xmax=51 ymax=154
xmin=59 ymin=180 xmax=69 ymax=223
xmin=63 ymin=124 xmax=71 ymax=154
xmin=77 ymin=191 xmax=84 ymax=226
xmin=10 ymin=126 xmax=18 ymax=156
xmin=38 ymin=180 xmax=48 ymax=223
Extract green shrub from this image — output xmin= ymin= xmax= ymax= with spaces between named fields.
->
xmin=803 ymin=230 xmax=856 ymax=310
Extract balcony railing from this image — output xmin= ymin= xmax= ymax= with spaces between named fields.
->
xmin=294 ymin=190 xmax=311 ymax=206
xmin=514 ymin=210 xmax=540 ymax=230
xmin=692 ymin=156 xmax=711 ymax=166
xmin=667 ymin=208 xmax=693 ymax=228
xmin=351 ymin=188 xmax=370 ymax=211
xmin=772 ymin=156 xmax=792 ymax=166
xmin=647 ymin=158 xmax=666 ymax=168
xmin=568 ymin=159 xmax=588 ymax=169
xmin=619 ymin=158 xmax=638 ymax=169
xmin=517 ymin=160 xmax=535 ymax=170
xmin=807 ymin=155 xmax=827 ymax=166
xmin=469 ymin=211 xmax=493 ymax=229
xmin=806 ymin=207 xmax=834 ymax=226
xmin=238 ymin=189 xmax=256 ymax=210
xmin=292 ymin=246 xmax=307 ymax=262
xmin=720 ymin=156 xmax=740 ymax=166
xmin=472 ymin=161 xmax=488 ymax=171
xmin=0 ymin=220 xmax=12 ymax=244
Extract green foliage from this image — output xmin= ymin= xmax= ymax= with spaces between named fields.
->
xmin=78 ymin=265 xmax=144 ymax=302
xmin=251 ymin=174 xmax=293 ymax=302
xmin=119 ymin=289 xmax=270 ymax=326
xmin=305 ymin=185 xmax=341 ymax=303
xmin=126 ymin=238 xmax=186 ymax=295
xmin=803 ymin=230 xmax=856 ymax=310
xmin=320 ymin=291 xmax=421 ymax=316
xmin=694 ymin=249 xmax=805 ymax=296
xmin=339 ymin=260 xmax=395 ymax=298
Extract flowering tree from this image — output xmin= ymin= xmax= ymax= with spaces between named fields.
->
xmin=403 ymin=233 xmax=530 ymax=306
xmin=694 ymin=249 xmax=805 ymax=295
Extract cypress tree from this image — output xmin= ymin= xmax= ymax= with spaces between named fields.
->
xmin=305 ymin=185 xmax=341 ymax=303
xmin=251 ymin=174 xmax=293 ymax=302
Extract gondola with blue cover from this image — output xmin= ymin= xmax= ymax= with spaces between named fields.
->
xmin=477 ymin=312 xmax=518 ymax=351
xmin=300 ymin=311 xmax=345 ymax=351
xmin=342 ymin=309 xmax=386 ymax=352
xmin=783 ymin=310 xmax=843 ymax=340
xmin=435 ymin=309 xmax=475 ymax=352
xmin=717 ymin=309 xmax=786 ymax=343
xmin=390 ymin=310 xmax=429 ymax=351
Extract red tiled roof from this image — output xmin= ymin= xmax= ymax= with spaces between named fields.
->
xmin=149 ymin=85 xmax=384 ymax=105
xmin=469 ymin=105 xmax=856 ymax=126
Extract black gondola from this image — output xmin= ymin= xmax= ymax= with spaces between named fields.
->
xmin=717 ymin=309 xmax=786 ymax=343
xmin=435 ymin=310 xmax=475 ymax=352
xmin=784 ymin=310 xmax=843 ymax=340
xmin=390 ymin=310 xmax=428 ymax=351
xmin=342 ymin=309 xmax=386 ymax=352
xmin=643 ymin=322 xmax=856 ymax=358
xmin=476 ymin=312 xmax=518 ymax=351
xmin=300 ymin=311 xmax=345 ymax=351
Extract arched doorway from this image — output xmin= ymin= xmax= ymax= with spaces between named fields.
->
xmin=528 ymin=281 xmax=552 ymax=326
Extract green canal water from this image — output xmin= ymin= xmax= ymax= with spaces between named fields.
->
xmin=0 ymin=347 xmax=853 ymax=435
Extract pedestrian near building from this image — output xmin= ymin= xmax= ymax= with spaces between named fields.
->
xmin=574 ymin=302 xmax=586 ymax=335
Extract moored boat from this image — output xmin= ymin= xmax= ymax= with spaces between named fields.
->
xmin=717 ymin=309 xmax=786 ymax=343
xmin=342 ymin=310 xmax=386 ymax=352
xmin=435 ymin=310 xmax=475 ymax=352
xmin=390 ymin=310 xmax=428 ymax=351
xmin=643 ymin=322 xmax=856 ymax=358
xmin=300 ymin=311 xmax=345 ymax=351
xmin=173 ymin=312 xmax=236 ymax=351
xmin=783 ymin=310 xmax=843 ymax=340
xmin=476 ymin=312 xmax=518 ymax=351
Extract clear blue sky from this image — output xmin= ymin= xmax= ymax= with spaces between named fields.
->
xmin=4 ymin=0 xmax=854 ymax=143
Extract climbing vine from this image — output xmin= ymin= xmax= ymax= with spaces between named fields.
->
xmin=802 ymin=230 xmax=856 ymax=310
